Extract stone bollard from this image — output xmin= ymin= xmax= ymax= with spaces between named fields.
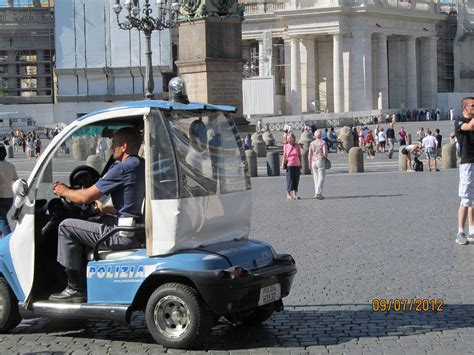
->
xmin=245 ymin=149 xmax=257 ymax=177
xmin=7 ymin=145 xmax=13 ymax=159
xmin=348 ymin=147 xmax=364 ymax=173
xmin=262 ymin=131 xmax=275 ymax=147
xmin=398 ymin=145 xmax=407 ymax=171
xmin=298 ymin=131 xmax=313 ymax=175
xmin=407 ymin=133 xmax=412 ymax=145
xmin=86 ymin=155 xmax=103 ymax=173
xmin=72 ymin=139 xmax=89 ymax=161
xmin=441 ymin=143 xmax=457 ymax=169
xmin=88 ymin=137 xmax=97 ymax=156
xmin=338 ymin=126 xmax=354 ymax=153
xmin=266 ymin=151 xmax=280 ymax=176
xmin=42 ymin=161 xmax=53 ymax=183
xmin=251 ymin=133 xmax=266 ymax=157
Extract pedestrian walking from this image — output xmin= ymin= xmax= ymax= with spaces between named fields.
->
xmin=374 ymin=124 xmax=381 ymax=152
xmin=358 ymin=127 xmax=365 ymax=150
xmin=329 ymin=127 xmax=337 ymax=152
xmin=416 ymin=127 xmax=426 ymax=144
xmin=281 ymin=133 xmax=302 ymax=200
xmin=378 ymin=127 xmax=386 ymax=154
xmin=454 ymin=97 xmax=474 ymax=245
xmin=34 ymin=137 xmax=42 ymax=158
xmin=97 ymin=136 xmax=107 ymax=161
xmin=365 ymin=129 xmax=375 ymax=159
xmin=386 ymin=123 xmax=395 ymax=158
xmin=0 ymin=145 xmax=18 ymax=236
xmin=243 ymin=134 xmax=252 ymax=150
xmin=434 ymin=128 xmax=442 ymax=159
xmin=352 ymin=127 xmax=359 ymax=147
xmin=422 ymin=131 xmax=439 ymax=172
xmin=308 ymin=130 xmax=328 ymax=200
xmin=398 ymin=127 xmax=407 ymax=147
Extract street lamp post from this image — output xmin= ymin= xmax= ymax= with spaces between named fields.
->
xmin=113 ymin=0 xmax=180 ymax=100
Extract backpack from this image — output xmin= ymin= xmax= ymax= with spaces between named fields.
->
xmin=413 ymin=157 xmax=423 ymax=172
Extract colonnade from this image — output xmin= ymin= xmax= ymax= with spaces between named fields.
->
xmin=253 ymin=32 xmax=438 ymax=114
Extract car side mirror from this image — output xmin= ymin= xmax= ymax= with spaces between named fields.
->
xmin=12 ymin=179 xmax=29 ymax=209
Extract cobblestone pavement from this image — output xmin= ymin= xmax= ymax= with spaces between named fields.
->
xmin=3 ymin=121 xmax=473 ymax=354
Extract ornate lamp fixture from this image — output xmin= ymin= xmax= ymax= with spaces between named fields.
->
xmin=113 ymin=0 xmax=181 ymax=99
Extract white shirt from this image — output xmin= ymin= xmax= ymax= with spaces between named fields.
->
xmin=0 ymin=160 xmax=18 ymax=198
xmin=378 ymin=131 xmax=386 ymax=142
xmin=422 ymin=135 xmax=437 ymax=149
xmin=405 ymin=144 xmax=418 ymax=153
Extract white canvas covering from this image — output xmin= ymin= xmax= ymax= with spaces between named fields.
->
xmin=150 ymin=191 xmax=251 ymax=256
xmin=243 ymin=76 xmax=275 ymax=116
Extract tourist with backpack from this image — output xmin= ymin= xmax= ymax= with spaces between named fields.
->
xmin=400 ymin=144 xmax=421 ymax=172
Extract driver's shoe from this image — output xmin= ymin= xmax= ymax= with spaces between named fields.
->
xmin=49 ymin=287 xmax=85 ymax=303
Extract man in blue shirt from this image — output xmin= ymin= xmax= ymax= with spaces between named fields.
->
xmin=49 ymin=127 xmax=145 ymax=303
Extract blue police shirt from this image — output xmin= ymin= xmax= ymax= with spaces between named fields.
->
xmin=95 ymin=156 xmax=145 ymax=219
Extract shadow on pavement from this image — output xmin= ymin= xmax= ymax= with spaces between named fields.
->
xmin=11 ymin=303 xmax=474 ymax=350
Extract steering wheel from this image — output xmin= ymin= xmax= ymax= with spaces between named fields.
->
xmin=60 ymin=165 xmax=101 ymax=211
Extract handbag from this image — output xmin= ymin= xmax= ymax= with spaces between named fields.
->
xmin=324 ymin=157 xmax=331 ymax=170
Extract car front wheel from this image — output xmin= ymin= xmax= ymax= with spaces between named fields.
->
xmin=0 ymin=277 xmax=21 ymax=332
xmin=145 ymin=283 xmax=212 ymax=349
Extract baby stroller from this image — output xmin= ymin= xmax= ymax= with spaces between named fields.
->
xmin=413 ymin=155 xmax=423 ymax=172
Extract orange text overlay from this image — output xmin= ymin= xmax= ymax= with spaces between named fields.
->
xmin=371 ymin=299 xmax=444 ymax=312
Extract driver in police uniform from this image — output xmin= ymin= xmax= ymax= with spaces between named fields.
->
xmin=49 ymin=127 xmax=145 ymax=303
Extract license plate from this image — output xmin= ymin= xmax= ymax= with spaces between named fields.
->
xmin=258 ymin=283 xmax=281 ymax=306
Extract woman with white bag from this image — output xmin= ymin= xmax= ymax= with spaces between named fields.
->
xmin=308 ymin=129 xmax=328 ymax=200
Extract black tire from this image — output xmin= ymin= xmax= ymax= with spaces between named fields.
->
xmin=145 ymin=283 xmax=212 ymax=349
xmin=0 ymin=277 xmax=21 ymax=332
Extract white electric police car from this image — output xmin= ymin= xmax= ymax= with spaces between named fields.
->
xmin=0 ymin=81 xmax=296 ymax=349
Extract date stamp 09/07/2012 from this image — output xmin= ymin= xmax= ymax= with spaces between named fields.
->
xmin=371 ymin=299 xmax=444 ymax=312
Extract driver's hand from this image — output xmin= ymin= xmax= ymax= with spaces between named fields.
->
xmin=53 ymin=182 xmax=69 ymax=197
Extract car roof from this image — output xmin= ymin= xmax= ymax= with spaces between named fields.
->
xmin=76 ymin=100 xmax=237 ymax=122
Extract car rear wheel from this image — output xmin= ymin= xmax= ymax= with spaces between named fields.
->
xmin=0 ymin=277 xmax=21 ymax=332
xmin=145 ymin=283 xmax=212 ymax=349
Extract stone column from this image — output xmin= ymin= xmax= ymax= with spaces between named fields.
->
xmin=258 ymin=40 xmax=264 ymax=76
xmin=290 ymin=36 xmax=302 ymax=115
xmin=419 ymin=37 xmax=438 ymax=108
xmin=376 ymin=33 xmax=389 ymax=110
xmin=351 ymin=32 xmax=373 ymax=111
xmin=301 ymin=38 xmax=316 ymax=113
xmin=333 ymin=34 xmax=344 ymax=113
xmin=388 ymin=36 xmax=401 ymax=109
xmin=405 ymin=36 xmax=417 ymax=109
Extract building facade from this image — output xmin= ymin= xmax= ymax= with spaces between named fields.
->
xmin=0 ymin=0 xmax=174 ymax=125
xmin=55 ymin=0 xmax=173 ymax=104
xmin=242 ymin=0 xmax=446 ymax=115
xmin=0 ymin=0 xmax=55 ymax=105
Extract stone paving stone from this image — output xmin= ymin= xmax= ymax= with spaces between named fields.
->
xmin=70 ymin=351 xmax=89 ymax=355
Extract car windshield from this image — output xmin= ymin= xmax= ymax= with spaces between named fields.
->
xmin=150 ymin=110 xmax=250 ymax=200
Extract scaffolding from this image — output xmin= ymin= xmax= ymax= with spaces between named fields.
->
xmin=437 ymin=11 xmax=457 ymax=92
xmin=0 ymin=0 xmax=55 ymax=104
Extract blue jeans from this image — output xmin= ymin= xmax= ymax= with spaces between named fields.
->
xmin=286 ymin=166 xmax=301 ymax=192
xmin=0 ymin=198 xmax=13 ymax=237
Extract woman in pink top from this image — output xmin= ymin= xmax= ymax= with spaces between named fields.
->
xmin=280 ymin=133 xmax=302 ymax=200
xmin=308 ymin=129 xmax=328 ymax=199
